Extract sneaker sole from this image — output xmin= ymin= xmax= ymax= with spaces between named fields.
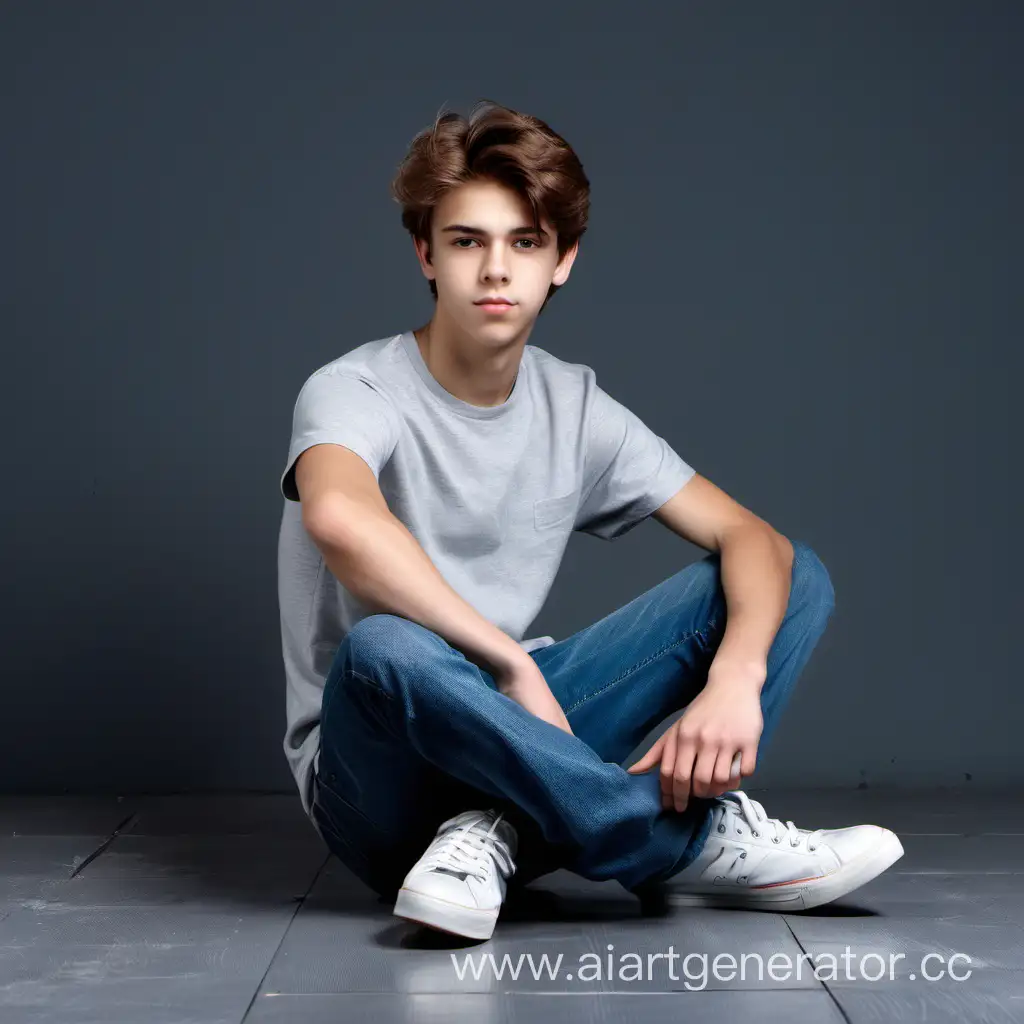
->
xmin=662 ymin=827 xmax=905 ymax=911
xmin=393 ymin=886 xmax=499 ymax=940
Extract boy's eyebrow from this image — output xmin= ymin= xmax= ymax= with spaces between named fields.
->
xmin=440 ymin=223 xmax=550 ymax=238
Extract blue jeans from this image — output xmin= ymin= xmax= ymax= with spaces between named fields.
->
xmin=312 ymin=539 xmax=835 ymax=900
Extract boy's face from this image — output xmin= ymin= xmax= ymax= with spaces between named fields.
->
xmin=414 ymin=178 xmax=578 ymax=340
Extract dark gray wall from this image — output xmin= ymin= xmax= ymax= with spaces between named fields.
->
xmin=2 ymin=3 xmax=1019 ymax=798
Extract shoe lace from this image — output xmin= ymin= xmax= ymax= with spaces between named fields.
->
xmin=421 ymin=809 xmax=517 ymax=883
xmin=717 ymin=791 xmax=827 ymax=851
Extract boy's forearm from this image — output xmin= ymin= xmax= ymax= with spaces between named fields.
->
xmin=308 ymin=500 xmax=530 ymax=679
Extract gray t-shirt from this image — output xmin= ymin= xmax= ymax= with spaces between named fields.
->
xmin=277 ymin=329 xmax=696 ymax=826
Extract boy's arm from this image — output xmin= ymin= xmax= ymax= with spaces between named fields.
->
xmin=297 ymin=443 xmax=533 ymax=682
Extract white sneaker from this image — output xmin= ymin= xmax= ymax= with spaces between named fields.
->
xmin=392 ymin=808 xmax=518 ymax=940
xmin=654 ymin=790 xmax=904 ymax=911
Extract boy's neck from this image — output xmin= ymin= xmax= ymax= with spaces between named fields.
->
xmin=413 ymin=315 xmax=524 ymax=408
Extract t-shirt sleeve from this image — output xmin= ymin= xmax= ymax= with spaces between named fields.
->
xmin=280 ymin=368 xmax=401 ymax=502
xmin=574 ymin=382 xmax=696 ymax=540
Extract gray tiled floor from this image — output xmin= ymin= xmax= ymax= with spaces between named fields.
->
xmin=1 ymin=786 xmax=1023 ymax=1022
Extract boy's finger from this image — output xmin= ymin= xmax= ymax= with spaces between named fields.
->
xmin=626 ymin=734 xmax=665 ymax=773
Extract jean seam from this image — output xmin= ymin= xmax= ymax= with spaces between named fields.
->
xmin=347 ymin=666 xmax=397 ymax=699
xmin=563 ymin=621 xmax=717 ymax=716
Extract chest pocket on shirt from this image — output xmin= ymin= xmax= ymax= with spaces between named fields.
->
xmin=534 ymin=491 xmax=578 ymax=531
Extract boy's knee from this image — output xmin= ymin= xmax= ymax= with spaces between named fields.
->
xmin=790 ymin=540 xmax=836 ymax=613
xmin=343 ymin=613 xmax=440 ymax=675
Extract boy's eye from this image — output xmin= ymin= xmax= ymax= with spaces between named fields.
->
xmin=453 ymin=238 xmax=537 ymax=249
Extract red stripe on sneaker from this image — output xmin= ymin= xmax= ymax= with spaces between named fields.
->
xmin=751 ymin=874 xmax=825 ymax=889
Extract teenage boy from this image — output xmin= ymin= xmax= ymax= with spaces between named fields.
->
xmin=277 ymin=101 xmax=903 ymax=941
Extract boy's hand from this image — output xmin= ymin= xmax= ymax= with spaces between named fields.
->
xmin=626 ymin=674 xmax=763 ymax=812
xmin=496 ymin=659 xmax=575 ymax=737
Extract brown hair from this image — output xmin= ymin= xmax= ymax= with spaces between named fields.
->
xmin=390 ymin=99 xmax=590 ymax=314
